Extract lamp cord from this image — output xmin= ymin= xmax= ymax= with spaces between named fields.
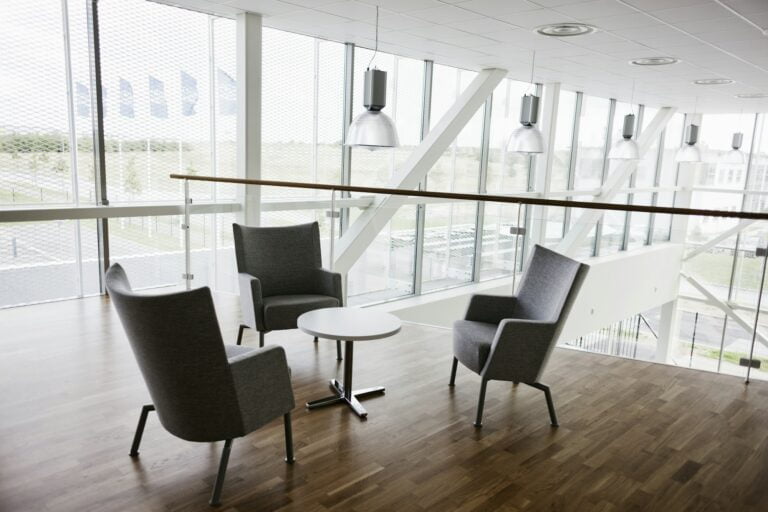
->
xmin=367 ymin=6 xmax=379 ymax=70
xmin=526 ymin=50 xmax=535 ymax=95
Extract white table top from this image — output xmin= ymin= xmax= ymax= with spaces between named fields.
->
xmin=297 ymin=307 xmax=402 ymax=341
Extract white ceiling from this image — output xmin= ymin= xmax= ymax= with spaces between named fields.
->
xmin=159 ymin=0 xmax=768 ymax=113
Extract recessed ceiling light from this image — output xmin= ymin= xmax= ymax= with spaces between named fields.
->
xmin=535 ymin=23 xmax=596 ymax=37
xmin=735 ymin=93 xmax=768 ymax=99
xmin=693 ymin=78 xmax=734 ymax=85
xmin=629 ymin=57 xmax=679 ymax=66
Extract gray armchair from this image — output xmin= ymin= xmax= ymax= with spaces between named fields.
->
xmin=233 ymin=222 xmax=343 ymax=359
xmin=105 ymin=263 xmax=295 ymax=507
xmin=450 ymin=245 xmax=588 ymax=427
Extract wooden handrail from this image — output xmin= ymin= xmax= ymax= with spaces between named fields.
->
xmin=169 ymin=174 xmax=768 ymax=220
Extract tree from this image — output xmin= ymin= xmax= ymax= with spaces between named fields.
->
xmin=123 ymin=156 xmax=142 ymax=197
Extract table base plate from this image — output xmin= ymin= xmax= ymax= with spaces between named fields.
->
xmin=306 ymin=379 xmax=385 ymax=418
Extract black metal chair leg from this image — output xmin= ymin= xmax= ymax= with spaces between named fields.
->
xmin=336 ymin=340 xmax=342 ymax=361
xmin=259 ymin=331 xmax=265 ymax=348
xmin=474 ymin=379 xmax=488 ymax=427
xmin=236 ymin=325 xmax=246 ymax=346
xmin=449 ymin=357 xmax=458 ymax=386
xmin=284 ymin=413 xmax=295 ymax=463
xmin=209 ymin=439 xmax=233 ymax=507
xmin=529 ymin=382 xmax=558 ymax=427
xmin=129 ymin=404 xmax=155 ymax=457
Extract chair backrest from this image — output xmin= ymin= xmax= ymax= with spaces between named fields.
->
xmin=233 ymin=222 xmax=323 ymax=297
xmin=105 ymin=264 xmax=243 ymax=442
xmin=516 ymin=245 xmax=587 ymax=324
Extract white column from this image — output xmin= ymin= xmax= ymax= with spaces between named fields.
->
xmin=237 ymin=12 xmax=262 ymax=226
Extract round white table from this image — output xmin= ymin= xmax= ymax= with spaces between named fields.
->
xmin=298 ymin=307 xmax=401 ymax=419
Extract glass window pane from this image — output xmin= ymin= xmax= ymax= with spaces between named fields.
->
xmin=653 ymin=113 xmax=684 ymax=242
xmin=0 ymin=1 xmax=83 ymax=206
xmin=0 ymin=220 xmax=99 ymax=307
xmin=573 ymin=95 xmax=609 ymax=190
xmin=481 ymin=78 xmax=531 ymax=280
xmin=550 ymin=90 xmax=576 ymax=192
xmin=100 ymin=0 xmax=220 ymax=203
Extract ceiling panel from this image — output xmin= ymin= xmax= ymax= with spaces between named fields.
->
xmin=163 ymin=0 xmax=768 ymax=112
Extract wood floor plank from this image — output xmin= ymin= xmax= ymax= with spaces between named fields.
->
xmin=1 ymin=293 xmax=768 ymax=511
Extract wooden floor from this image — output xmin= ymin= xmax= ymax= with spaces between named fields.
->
xmin=2 ymin=294 xmax=768 ymax=512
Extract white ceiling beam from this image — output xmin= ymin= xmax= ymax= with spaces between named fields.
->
xmin=556 ymin=106 xmax=677 ymax=257
xmin=333 ymin=67 xmax=507 ymax=274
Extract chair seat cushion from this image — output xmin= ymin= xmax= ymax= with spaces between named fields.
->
xmin=453 ymin=320 xmax=498 ymax=374
xmin=263 ymin=294 xmax=340 ymax=331
xmin=225 ymin=344 xmax=255 ymax=360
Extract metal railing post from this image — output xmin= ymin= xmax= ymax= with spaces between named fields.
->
xmin=746 ymin=245 xmax=768 ymax=384
xmin=183 ymin=179 xmax=193 ymax=290
xmin=413 ymin=59 xmax=433 ymax=295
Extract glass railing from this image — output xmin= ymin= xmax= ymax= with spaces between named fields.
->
xmin=168 ymin=173 xmax=768 ymax=385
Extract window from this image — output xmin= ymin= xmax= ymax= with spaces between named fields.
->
xmin=573 ymin=95 xmax=610 ymax=190
xmin=422 ymin=65 xmax=482 ymax=292
xmin=570 ymin=95 xmax=610 ymax=257
xmin=626 ymin=106 xmax=661 ymax=250
xmin=0 ymin=1 xmax=101 ymax=306
xmin=346 ymin=49 xmax=423 ymax=304
xmin=262 ymin=30 xmax=344 ymax=197
xmin=480 ymin=78 xmax=531 ymax=280
xmin=652 ymin=112 xmax=684 ymax=242
xmin=600 ymin=101 xmax=634 ymax=255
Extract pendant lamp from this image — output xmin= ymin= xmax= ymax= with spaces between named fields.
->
xmin=509 ymin=94 xmax=545 ymax=154
xmin=676 ymin=123 xmax=702 ymax=163
xmin=509 ymin=51 xmax=545 ymax=154
xmin=608 ymin=113 xmax=640 ymax=160
xmin=345 ymin=7 xmax=399 ymax=150
xmin=721 ymin=132 xmax=745 ymax=165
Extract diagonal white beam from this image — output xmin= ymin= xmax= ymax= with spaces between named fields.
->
xmin=556 ymin=106 xmax=677 ymax=257
xmin=333 ymin=68 xmax=507 ymax=274
xmin=683 ymin=219 xmax=756 ymax=261
xmin=681 ymin=273 xmax=768 ymax=349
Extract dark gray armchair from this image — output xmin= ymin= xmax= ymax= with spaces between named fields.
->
xmin=105 ymin=263 xmax=295 ymax=507
xmin=233 ymin=222 xmax=343 ymax=359
xmin=450 ymin=245 xmax=588 ymax=427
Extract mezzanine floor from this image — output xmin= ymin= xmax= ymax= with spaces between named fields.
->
xmin=1 ymin=292 xmax=767 ymax=512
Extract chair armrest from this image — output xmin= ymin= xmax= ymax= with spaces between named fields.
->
xmin=238 ymin=273 xmax=265 ymax=330
xmin=313 ymin=268 xmax=343 ymax=305
xmin=229 ymin=345 xmax=295 ymax=432
xmin=465 ymin=294 xmax=518 ymax=324
xmin=481 ymin=318 xmax=558 ymax=382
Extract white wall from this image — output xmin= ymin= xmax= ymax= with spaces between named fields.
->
xmin=370 ymin=244 xmax=684 ymax=342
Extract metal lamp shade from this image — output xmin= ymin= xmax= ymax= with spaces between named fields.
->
xmin=509 ymin=94 xmax=545 ymax=154
xmin=609 ymin=113 xmax=639 ymax=160
xmin=509 ymin=125 xmax=545 ymax=154
xmin=346 ymin=110 xmax=399 ymax=150
xmin=721 ymin=149 xmax=746 ymax=165
xmin=345 ymin=68 xmax=399 ymax=150
xmin=676 ymin=124 xmax=702 ymax=163
xmin=675 ymin=144 xmax=702 ymax=163
xmin=720 ymin=132 xmax=745 ymax=165
xmin=608 ymin=138 xmax=640 ymax=160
